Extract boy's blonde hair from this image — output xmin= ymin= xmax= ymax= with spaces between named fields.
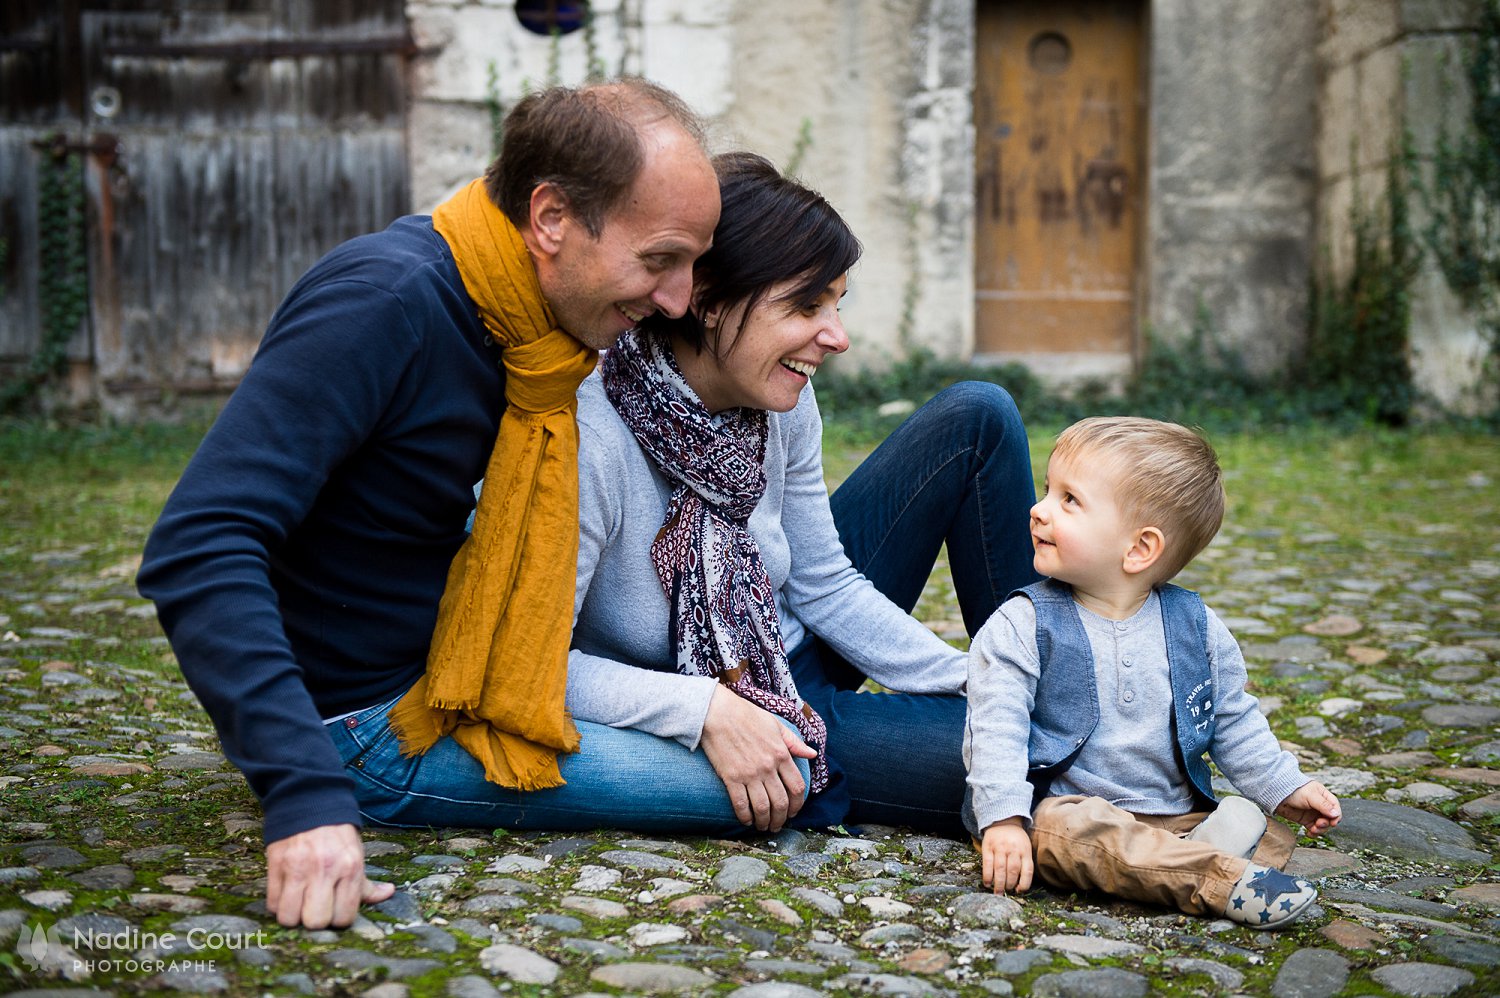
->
xmin=1052 ymin=416 xmax=1225 ymax=582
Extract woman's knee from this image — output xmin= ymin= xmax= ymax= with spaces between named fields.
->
xmin=931 ymin=379 xmax=1021 ymax=418
xmin=927 ymin=381 xmax=1026 ymax=447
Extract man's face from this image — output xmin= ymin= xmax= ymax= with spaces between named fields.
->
xmin=536 ymin=123 xmax=719 ymax=351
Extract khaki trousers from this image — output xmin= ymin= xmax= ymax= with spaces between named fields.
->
xmin=1030 ymin=794 xmax=1297 ymax=916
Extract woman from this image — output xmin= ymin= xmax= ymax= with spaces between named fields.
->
xmin=337 ymin=153 xmax=1039 ymax=835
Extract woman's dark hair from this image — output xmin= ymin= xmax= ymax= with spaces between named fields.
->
xmin=640 ymin=151 xmax=862 ymax=354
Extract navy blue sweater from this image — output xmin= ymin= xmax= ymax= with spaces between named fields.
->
xmin=138 ymin=217 xmax=503 ymax=843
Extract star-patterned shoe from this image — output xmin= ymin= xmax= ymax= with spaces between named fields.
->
xmin=1186 ymin=795 xmax=1267 ymax=859
xmin=1224 ymin=863 xmax=1317 ymax=929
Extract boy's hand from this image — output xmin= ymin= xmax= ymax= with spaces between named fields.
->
xmin=981 ymin=818 xmax=1034 ymax=895
xmin=1275 ymin=780 xmax=1341 ymax=836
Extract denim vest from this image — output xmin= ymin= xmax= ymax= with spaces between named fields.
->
xmin=1022 ymin=579 xmax=1217 ymax=811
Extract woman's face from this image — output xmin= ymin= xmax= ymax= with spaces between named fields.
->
xmin=679 ymin=273 xmax=850 ymax=413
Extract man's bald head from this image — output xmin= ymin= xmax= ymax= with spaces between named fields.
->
xmin=485 ymin=78 xmax=708 ymax=238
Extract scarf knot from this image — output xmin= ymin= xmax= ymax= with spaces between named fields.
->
xmin=602 ymin=330 xmax=829 ymax=793
xmin=504 ymin=335 xmax=597 ymax=415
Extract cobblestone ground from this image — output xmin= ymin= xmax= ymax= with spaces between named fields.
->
xmin=1 ymin=429 xmax=1498 ymax=997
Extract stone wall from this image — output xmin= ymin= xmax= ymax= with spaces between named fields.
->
xmin=404 ymin=0 xmax=969 ymax=366
xmin=404 ymin=1 xmax=1486 ymax=406
xmin=404 ymin=1 xmax=1328 ymax=379
xmin=1317 ymin=0 xmax=1488 ymax=412
xmin=407 ymin=0 xmax=636 ymax=213
xmin=1146 ymin=0 xmax=1322 ymax=375
xmin=712 ymin=1 xmax=957 ymax=365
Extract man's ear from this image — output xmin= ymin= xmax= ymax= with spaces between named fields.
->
xmin=1122 ymin=526 xmax=1166 ymax=577
xmin=525 ymin=182 xmax=571 ymax=257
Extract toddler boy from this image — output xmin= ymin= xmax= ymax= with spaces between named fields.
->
xmin=963 ymin=416 xmax=1340 ymax=928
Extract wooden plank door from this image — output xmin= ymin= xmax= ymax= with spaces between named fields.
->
xmin=78 ymin=2 xmax=411 ymax=398
xmin=1 ymin=2 xmax=411 ymax=405
xmin=974 ymin=0 xmax=1144 ymax=371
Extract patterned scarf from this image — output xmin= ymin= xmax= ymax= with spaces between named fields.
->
xmin=602 ymin=330 xmax=829 ymax=792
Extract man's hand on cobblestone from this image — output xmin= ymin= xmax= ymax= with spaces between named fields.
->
xmin=266 ymin=822 xmax=395 ymax=928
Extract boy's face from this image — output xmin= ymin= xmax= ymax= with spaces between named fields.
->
xmin=1029 ymin=449 xmax=1138 ymax=590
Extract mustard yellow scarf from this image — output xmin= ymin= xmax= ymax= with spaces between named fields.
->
xmin=388 ymin=178 xmax=596 ymax=788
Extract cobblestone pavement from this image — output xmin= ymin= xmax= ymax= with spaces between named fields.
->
xmin=1 ymin=434 xmax=1497 ymax=996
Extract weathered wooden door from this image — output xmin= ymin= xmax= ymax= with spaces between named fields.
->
xmin=974 ymin=0 xmax=1144 ymax=375
xmin=0 ymin=2 xmax=411 ymax=407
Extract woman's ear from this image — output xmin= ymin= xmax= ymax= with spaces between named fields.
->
xmin=1122 ymin=526 xmax=1166 ymax=577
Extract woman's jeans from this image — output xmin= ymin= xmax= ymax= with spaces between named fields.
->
xmin=329 ymin=381 xmax=1039 ymax=836
xmin=793 ymin=381 xmax=1040 ymax=834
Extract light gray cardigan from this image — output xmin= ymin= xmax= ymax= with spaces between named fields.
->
xmin=564 ymin=369 xmax=966 ymax=749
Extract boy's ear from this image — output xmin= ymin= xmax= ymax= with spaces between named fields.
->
xmin=1122 ymin=526 xmax=1166 ymax=577
xmin=524 ymin=182 xmax=571 ymax=257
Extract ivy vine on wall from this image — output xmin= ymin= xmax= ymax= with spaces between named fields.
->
xmin=1420 ymin=0 xmax=1500 ymax=409
xmin=1306 ymin=150 xmax=1419 ymax=426
xmin=1 ymin=142 xmax=89 ymax=415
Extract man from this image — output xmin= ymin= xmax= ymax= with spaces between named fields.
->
xmin=137 ymin=79 xmax=719 ymax=930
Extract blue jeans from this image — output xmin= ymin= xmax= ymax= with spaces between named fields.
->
xmin=331 ymin=692 xmax=801 ymax=834
xmin=332 ymin=381 xmax=1037 ymax=835
xmin=793 ymin=381 xmax=1040 ymax=834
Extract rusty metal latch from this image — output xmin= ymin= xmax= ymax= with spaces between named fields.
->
xmin=30 ymin=132 xmax=120 ymax=165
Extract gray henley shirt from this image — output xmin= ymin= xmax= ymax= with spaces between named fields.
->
xmin=963 ymin=589 xmax=1308 ymax=834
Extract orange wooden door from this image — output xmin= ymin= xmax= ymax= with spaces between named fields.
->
xmin=974 ymin=0 xmax=1143 ymax=363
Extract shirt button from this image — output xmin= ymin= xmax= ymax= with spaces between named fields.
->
xmin=1123 ymin=691 xmax=1134 ymax=703
xmin=1123 ymin=658 xmax=1133 ymax=668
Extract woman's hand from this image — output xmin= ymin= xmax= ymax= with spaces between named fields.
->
xmin=699 ymin=684 xmax=817 ymax=831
